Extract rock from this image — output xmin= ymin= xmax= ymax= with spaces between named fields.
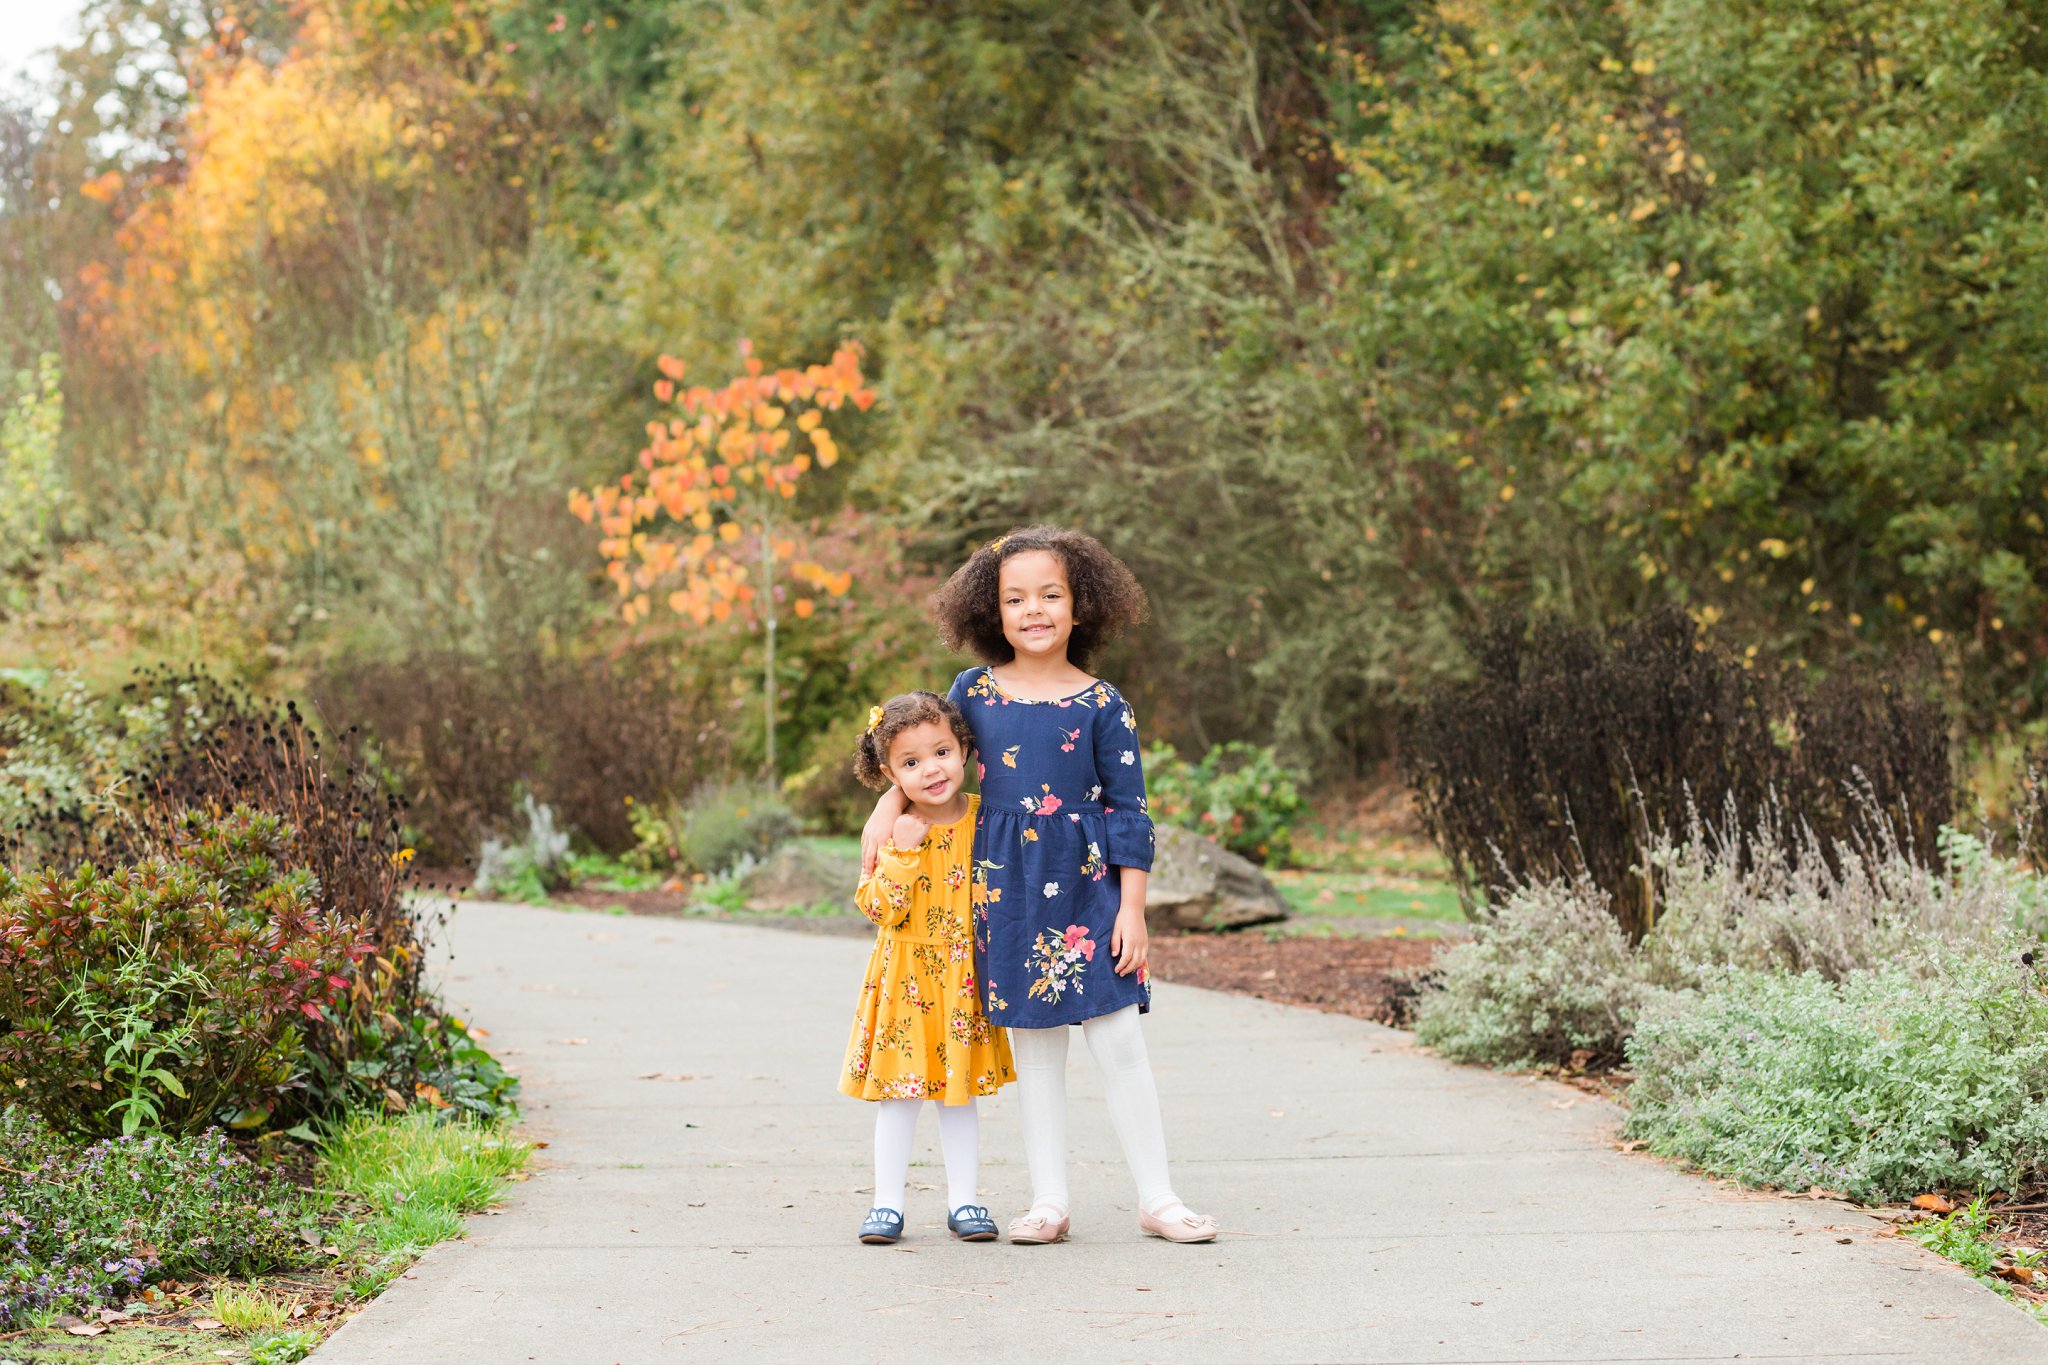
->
xmin=1143 ymin=825 xmax=1291 ymax=932
xmin=739 ymin=840 xmax=861 ymax=912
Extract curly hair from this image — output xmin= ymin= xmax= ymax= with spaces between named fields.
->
xmin=929 ymin=525 xmax=1148 ymax=668
xmin=852 ymin=691 xmax=974 ymax=792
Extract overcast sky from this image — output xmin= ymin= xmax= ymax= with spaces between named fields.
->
xmin=0 ymin=0 xmax=89 ymax=94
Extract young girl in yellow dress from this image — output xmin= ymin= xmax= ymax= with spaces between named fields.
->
xmin=840 ymin=691 xmax=1015 ymax=1245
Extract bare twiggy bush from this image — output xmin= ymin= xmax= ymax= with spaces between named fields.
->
xmin=1401 ymin=609 xmax=1952 ymax=938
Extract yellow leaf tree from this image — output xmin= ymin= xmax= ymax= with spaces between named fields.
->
xmin=571 ymin=341 xmax=873 ymax=774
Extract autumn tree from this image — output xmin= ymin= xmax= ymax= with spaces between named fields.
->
xmin=571 ymin=343 xmax=874 ymax=774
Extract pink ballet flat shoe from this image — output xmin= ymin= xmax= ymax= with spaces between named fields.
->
xmin=1007 ymin=1208 xmax=1070 ymax=1245
xmin=1138 ymin=1205 xmax=1218 ymax=1244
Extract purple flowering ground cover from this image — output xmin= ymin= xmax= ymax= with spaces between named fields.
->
xmin=0 ymin=1108 xmax=320 ymax=1328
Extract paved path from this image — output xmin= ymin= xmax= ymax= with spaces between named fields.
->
xmin=316 ymin=901 xmax=2046 ymax=1365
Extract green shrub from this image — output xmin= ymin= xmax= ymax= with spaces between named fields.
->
xmin=5 ymin=669 xmax=452 ymax=1121
xmin=0 ymin=354 xmax=65 ymax=601
xmin=301 ymin=1010 xmax=520 ymax=1123
xmin=0 ymin=807 xmax=360 ymax=1136
xmin=1146 ymin=741 xmax=1306 ymax=865
xmin=1624 ymin=944 xmax=2048 ymax=1203
xmin=0 ymin=667 xmax=201 ymax=868
xmin=631 ymin=781 xmax=798 ymax=877
xmin=0 ymin=1107 xmax=317 ymax=1326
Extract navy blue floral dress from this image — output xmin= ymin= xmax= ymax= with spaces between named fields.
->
xmin=949 ymin=666 xmax=1155 ymax=1028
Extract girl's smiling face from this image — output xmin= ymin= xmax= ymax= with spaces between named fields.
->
xmin=999 ymin=550 xmax=1075 ymax=662
xmin=884 ymin=719 xmax=967 ymax=810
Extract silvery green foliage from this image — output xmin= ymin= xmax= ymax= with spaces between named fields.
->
xmin=1624 ymin=945 xmax=2048 ymax=1202
xmin=1414 ymin=799 xmax=2040 ymax=1069
xmin=1413 ymin=874 xmax=1649 ymax=1069
xmin=1641 ymin=802 xmax=2025 ymax=986
xmin=473 ymin=794 xmax=570 ymax=900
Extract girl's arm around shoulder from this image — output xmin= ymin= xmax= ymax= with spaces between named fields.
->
xmin=855 ymin=842 xmax=922 ymax=930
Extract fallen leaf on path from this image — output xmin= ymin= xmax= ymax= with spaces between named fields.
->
xmin=191 ymin=1317 xmax=224 ymax=1330
xmin=688 ymin=1201 xmax=705 ymax=1208
xmin=522 ymin=983 xmax=558 ymax=992
xmin=1614 ymin=1139 xmax=1649 ymax=1152
xmin=1994 ymin=1261 xmax=2036 ymax=1285
xmin=637 ymin=1072 xmax=698 ymax=1082
xmin=553 ymin=1038 xmax=590 ymax=1045
xmin=65 ymin=1324 xmax=107 ymax=1337
xmin=1911 ymin=1193 xmax=1955 ymax=1214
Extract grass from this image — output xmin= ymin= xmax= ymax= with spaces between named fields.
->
xmin=321 ymin=1109 xmax=530 ymax=1294
xmin=1271 ymin=867 xmax=1465 ymax=924
xmin=208 ymin=1283 xmax=299 ymax=1332
xmin=1902 ymin=1201 xmax=2048 ymax=1327
xmin=562 ymin=850 xmax=665 ymax=892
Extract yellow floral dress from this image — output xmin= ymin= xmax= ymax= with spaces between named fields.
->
xmin=840 ymin=796 xmax=1015 ymax=1105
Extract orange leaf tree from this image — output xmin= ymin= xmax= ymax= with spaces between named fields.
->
xmin=570 ymin=341 xmax=874 ymax=775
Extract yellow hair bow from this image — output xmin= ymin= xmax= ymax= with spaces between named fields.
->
xmin=987 ymin=534 xmax=1010 ymax=554
xmin=865 ymin=704 xmax=885 ymax=734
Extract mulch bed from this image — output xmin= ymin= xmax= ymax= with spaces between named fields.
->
xmin=1146 ymin=931 xmax=1442 ymax=1027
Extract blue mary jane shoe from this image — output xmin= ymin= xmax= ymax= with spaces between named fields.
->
xmin=947 ymin=1204 xmax=999 ymax=1242
xmin=859 ymin=1207 xmax=905 ymax=1245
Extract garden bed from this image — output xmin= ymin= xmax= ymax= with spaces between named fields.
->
xmin=1146 ymin=930 xmax=1441 ymax=1025
xmin=0 ymin=1112 xmax=529 ymax=1364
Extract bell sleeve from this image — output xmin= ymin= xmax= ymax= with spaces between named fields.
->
xmin=854 ymin=844 xmax=921 ymax=930
xmin=1093 ymin=687 xmax=1156 ymax=873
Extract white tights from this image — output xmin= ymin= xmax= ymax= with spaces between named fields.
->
xmin=872 ymin=1098 xmax=980 ymax=1214
xmin=1009 ymin=1005 xmax=1187 ymax=1219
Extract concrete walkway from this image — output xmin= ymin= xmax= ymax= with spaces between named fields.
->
xmin=316 ymin=901 xmax=2046 ymax=1365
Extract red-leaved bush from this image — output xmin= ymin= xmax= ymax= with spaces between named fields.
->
xmin=0 ymin=806 xmax=361 ymax=1137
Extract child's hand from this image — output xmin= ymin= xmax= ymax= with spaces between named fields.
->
xmin=861 ymin=788 xmax=910 ymax=873
xmin=890 ymin=812 xmax=931 ymax=853
xmin=1110 ymin=899 xmax=1149 ymax=977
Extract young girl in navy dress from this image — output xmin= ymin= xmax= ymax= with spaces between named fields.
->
xmin=863 ymin=526 xmax=1217 ymax=1245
